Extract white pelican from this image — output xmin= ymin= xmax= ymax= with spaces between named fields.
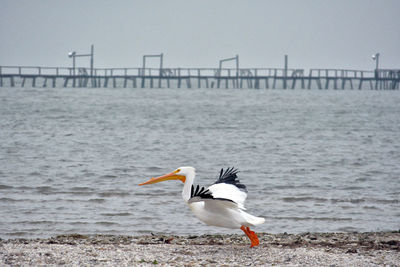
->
xmin=139 ymin=167 xmax=265 ymax=247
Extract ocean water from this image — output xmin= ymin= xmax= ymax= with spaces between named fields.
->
xmin=0 ymin=87 xmax=399 ymax=239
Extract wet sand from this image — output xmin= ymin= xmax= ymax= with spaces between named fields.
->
xmin=1 ymin=232 xmax=399 ymax=266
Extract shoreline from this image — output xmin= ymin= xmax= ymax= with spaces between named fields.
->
xmin=1 ymin=232 xmax=399 ymax=266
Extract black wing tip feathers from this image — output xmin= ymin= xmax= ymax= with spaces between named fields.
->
xmin=215 ymin=167 xmax=247 ymax=192
xmin=189 ymin=184 xmax=235 ymax=203
xmin=190 ymin=184 xmax=213 ymax=199
xmin=219 ymin=167 xmax=239 ymax=178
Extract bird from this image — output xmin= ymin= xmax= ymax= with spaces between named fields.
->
xmin=139 ymin=166 xmax=265 ymax=247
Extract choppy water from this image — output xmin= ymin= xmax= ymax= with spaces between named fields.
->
xmin=0 ymin=87 xmax=399 ymax=239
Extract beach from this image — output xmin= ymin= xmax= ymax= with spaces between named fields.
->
xmin=1 ymin=232 xmax=399 ymax=266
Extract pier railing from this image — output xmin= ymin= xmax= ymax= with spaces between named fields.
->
xmin=0 ymin=66 xmax=304 ymax=77
xmin=0 ymin=65 xmax=399 ymax=89
xmin=309 ymin=69 xmax=376 ymax=79
xmin=0 ymin=66 xmax=73 ymax=76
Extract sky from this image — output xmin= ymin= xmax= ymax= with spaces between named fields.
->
xmin=1 ymin=0 xmax=399 ymax=71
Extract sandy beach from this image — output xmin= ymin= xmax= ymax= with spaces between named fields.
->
xmin=1 ymin=232 xmax=399 ymax=266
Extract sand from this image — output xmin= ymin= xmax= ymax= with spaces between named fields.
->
xmin=1 ymin=232 xmax=399 ymax=266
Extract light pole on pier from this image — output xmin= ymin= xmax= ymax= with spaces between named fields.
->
xmin=372 ymin=53 xmax=380 ymax=79
xmin=68 ymin=45 xmax=94 ymax=87
xmin=284 ymin=55 xmax=288 ymax=89
xmin=68 ymin=51 xmax=76 ymax=76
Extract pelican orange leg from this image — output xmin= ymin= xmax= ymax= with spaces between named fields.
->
xmin=240 ymin=225 xmax=260 ymax=248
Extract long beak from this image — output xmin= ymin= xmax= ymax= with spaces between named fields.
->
xmin=139 ymin=171 xmax=186 ymax=186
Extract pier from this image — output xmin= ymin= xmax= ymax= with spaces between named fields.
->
xmin=0 ymin=65 xmax=399 ymax=90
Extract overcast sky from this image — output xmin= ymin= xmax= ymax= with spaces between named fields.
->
xmin=1 ymin=0 xmax=399 ymax=70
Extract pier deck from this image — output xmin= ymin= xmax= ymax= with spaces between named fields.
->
xmin=0 ymin=66 xmax=399 ymax=90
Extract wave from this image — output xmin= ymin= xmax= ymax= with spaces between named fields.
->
xmin=332 ymin=198 xmax=399 ymax=204
xmin=272 ymin=216 xmax=352 ymax=222
xmin=16 ymin=186 xmax=34 ymax=190
xmin=95 ymin=221 xmax=120 ymax=226
xmin=100 ymin=212 xmax=132 ymax=217
xmin=0 ymin=197 xmax=25 ymax=202
xmin=336 ymin=226 xmax=359 ymax=232
xmin=281 ymin=196 xmax=399 ymax=205
xmin=0 ymin=184 xmax=13 ymax=190
xmin=88 ymin=198 xmax=106 ymax=203
xmin=282 ymin=197 xmax=328 ymax=203
xmin=70 ymin=221 xmax=90 ymax=225
xmin=15 ymin=220 xmax=56 ymax=225
xmin=330 ymin=198 xmax=365 ymax=204
xmin=69 ymin=187 xmax=92 ymax=191
xmin=28 ymin=171 xmax=42 ymax=176
xmin=375 ymin=199 xmax=399 ymax=204
xmin=340 ymin=186 xmax=366 ymax=190
xmin=146 ymin=166 xmax=165 ymax=172
xmin=6 ymin=231 xmax=29 ymax=237
xmin=100 ymin=175 xmax=118 ymax=179
xmin=36 ymin=186 xmax=56 ymax=194
xmin=97 ymin=191 xmax=130 ymax=197
xmin=362 ymin=206 xmax=381 ymax=210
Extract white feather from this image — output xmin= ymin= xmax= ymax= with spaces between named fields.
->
xmin=207 ymin=183 xmax=247 ymax=210
xmin=188 ymin=199 xmax=264 ymax=229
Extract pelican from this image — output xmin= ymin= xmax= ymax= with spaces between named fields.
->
xmin=139 ymin=167 xmax=265 ymax=247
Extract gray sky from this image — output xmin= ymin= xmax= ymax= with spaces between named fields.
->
xmin=1 ymin=0 xmax=399 ymax=70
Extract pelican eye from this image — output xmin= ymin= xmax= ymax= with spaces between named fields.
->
xmin=175 ymin=169 xmax=181 ymax=173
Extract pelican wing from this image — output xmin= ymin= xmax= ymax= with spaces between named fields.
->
xmin=207 ymin=183 xmax=247 ymax=210
xmin=188 ymin=184 xmax=235 ymax=204
xmin=207 ymin=167 xmax=248 ymax=209
xmin=188 ymin=167 xmax=248 ymax=210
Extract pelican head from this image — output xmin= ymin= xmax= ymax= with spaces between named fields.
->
xmin=139 ymin=166 xmax=195 ymax=186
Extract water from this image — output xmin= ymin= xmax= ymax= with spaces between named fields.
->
xmin=1 ymin=87 xmax=399 ymax=239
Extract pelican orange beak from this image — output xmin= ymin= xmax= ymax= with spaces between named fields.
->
xmin=139 ymin=170 xmax=186 ymax=186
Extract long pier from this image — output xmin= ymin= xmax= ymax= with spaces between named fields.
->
xmin=0 ymin=65 xmax=399 ymax=90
